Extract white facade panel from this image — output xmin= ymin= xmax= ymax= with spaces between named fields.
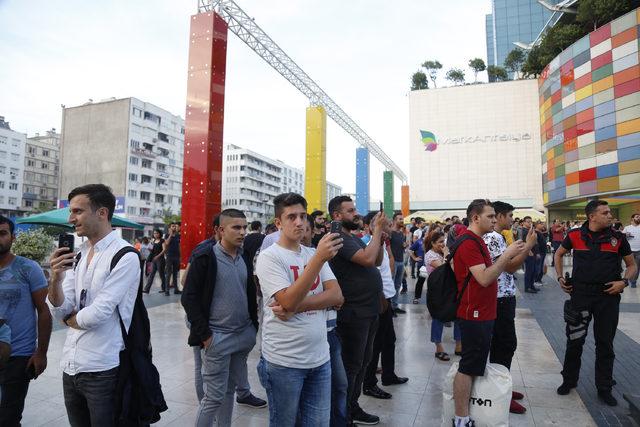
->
xmin=409 ymin=79 xmax=543 ymax=210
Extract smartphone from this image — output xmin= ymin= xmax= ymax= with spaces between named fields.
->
xmin=330 ymin=220 xmax=342 ymax=234
xmin=58 ymin=233 xmax=74 ymax=253
xmin=379 ymin=201 xmax=384 ymax=212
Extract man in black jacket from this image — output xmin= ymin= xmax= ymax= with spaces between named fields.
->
xmin=182 ymin=209 xmax=259 ymax=426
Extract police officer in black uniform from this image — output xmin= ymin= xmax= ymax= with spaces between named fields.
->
xmin=553 ymin=200 xmax=637 ymax=406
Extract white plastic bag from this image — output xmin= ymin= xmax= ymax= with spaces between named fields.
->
xmin=419 ymin=265 xmax=428 ymax=278
xmin=441 ymin=362 xmax=512 ymax=427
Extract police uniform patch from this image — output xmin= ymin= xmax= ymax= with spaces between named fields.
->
xmin=611 ymin=237 xmax=617 ymax=247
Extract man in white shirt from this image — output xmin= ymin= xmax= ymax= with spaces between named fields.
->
xmin=255 ymin=193 xmax=343 ymax=426
xmin=623 ymin=213 xmax=640 ymax=288
xmin=363 ymin=212 xmax=408 ymax=400
xmin=48 ymin=184 xmax=140 ymax=427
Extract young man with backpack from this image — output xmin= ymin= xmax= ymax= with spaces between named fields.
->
xmin=48 ymin=184 xmax=141 ymax=426
xmin=482 ymin=201 xmax=536 ymax=414
xmin=451 ymin=199 xmax=525 ymax=427
xmin=182 ymin=208 xmax=260 ymax=426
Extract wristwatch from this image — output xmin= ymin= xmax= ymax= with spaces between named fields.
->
xmin=622 ymin=278 xmax=630 ymax=287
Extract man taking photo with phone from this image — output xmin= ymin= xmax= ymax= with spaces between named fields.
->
xmin=48 ymin=184 xmax=140 ymax=426
xmin=0 ymin=215 xmax=52 ymax=426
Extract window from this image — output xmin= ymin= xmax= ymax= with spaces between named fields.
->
xmin=42 ymin=149 xmax=49 ymax=157
xmin=0 ymin=196 xmax=4 ymax=204
xmin=27 ymin=159 xmax=35 ymax=167
xmin=0 ymin=136 xmax=6 ymax=145
xmin=11 ymin=139 xmax=20 ymax=147
xmin=10 ymin=168 xmax=18 ymax=177
xmin=156 ymin=163 xmax=166 ymax=172
xmin=143 ymin=111 xmax=161 ymax=125
xmin=0 ymin=181 xmax=4 ymax=189
xmin=141 ymin=159 xmax=152 ymax=168
xmin=139 ymin=207 xmax=150 ymax=216
xmin=27 ymin=146 xmax=36 ymax=154
xmin=130 ymin=139 xmax=141 ymax=149
xmin=41 ymin=162 xmax=49 ymax=170
xmin=140 ymin=191 xmax=150 ymax=201
xmin=8 ymin=197 xmax=16 ymax=205
xmin=24 ymin=200 xmax=33 ymax=207
xmin=9 ymin=183 xmax=18 ymax=190
xmin=141 ymin=175 xmax=152 ymax=184
xmin=129 ymin=173 xmax=138 ymax=182
xmin=39 ymin=187 xmax=47 ymax=196
xmin=127 ymin=206 xmax=136 ymax=215
xmin=155 ymin=194 xmax=164 ymax=203
xmin=132 ymin=107 xmax=143 ymax=118
xmin=157 ymin=132 xmax=169 ymax=142
xmin=128 ymin=189 xmax=138 ymax=198
xmin=129 ymin=157 xmax=139 ymax=165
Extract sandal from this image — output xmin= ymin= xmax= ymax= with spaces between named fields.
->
xmin=435 ymin=352 xmax=450 ymax=361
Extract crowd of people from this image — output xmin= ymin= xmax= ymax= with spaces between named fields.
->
xmin=0 ymin=183 xmax=637 ymax=427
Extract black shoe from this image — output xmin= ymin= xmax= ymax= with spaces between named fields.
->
xmin=394 ymin=308 xmax=406 ymax=314
xmin=174 ymin=290 xmax=182 ymax=295
xmin=400 ymin=288 xmax=407 ymax=294
xmin=158 ymin=290 xmax=166 ymax=293
xmin=236 ymin=393 xmax=267 ymax=408
xmin=382 ymin=376 xmax=408 ymax=386
xmin=164 ymin=292 xmax=170 ymax=296
xmin=598 ymin=390 xmax=618 ymax=406
xmin=142 ymin=289 xmax=150 ymax=294
xmin=557 ymin=382 xmax=576 ymax=395
xmin=525 ymin=288 xmax=538 ymax=293
xmin=363 ymin=385 xmax=392 ymax=399
xmin=352 ymin=408 xmax=380 ymax=425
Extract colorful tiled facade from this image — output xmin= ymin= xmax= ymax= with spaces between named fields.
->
xmin=539 ymin=8 xmax=640 ymax=206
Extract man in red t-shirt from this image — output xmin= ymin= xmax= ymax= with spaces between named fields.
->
xmin=550 ymin=219 xmax=566 ymax=266
xmin=451 ymin=199 xmax=525 ymax=427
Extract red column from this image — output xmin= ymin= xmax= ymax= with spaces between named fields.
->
xmin=181 ymin=12 xmax=228 ymax=268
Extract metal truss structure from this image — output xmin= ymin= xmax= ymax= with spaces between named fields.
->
xmin=198 ymin=0 xmax=407 ymax=182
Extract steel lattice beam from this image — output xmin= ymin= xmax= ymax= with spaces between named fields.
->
xmin=198 ymin=0 xmax=407 ymax=183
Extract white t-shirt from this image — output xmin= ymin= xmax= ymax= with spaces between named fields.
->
xmin=376 ymin=244 xmax=396 ymax=298
xmin=483 ymin=231 xmax=516 ymax=298
xmin=255 ymin=243 xmax=334 ymax=369
xmin=623 ymin=224 xmax=640 ymax=252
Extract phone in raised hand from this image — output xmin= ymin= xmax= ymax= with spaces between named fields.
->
xmin=330 ymin=221 xmax=342 ymax=234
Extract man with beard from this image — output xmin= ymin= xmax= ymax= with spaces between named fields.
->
xmin=311 ymin=210 xmax=327 ymax=248
xmin=0 ymin=215 xmax=52 ymax=426
xmin=328 ymin=195 xmax=387 ymax=426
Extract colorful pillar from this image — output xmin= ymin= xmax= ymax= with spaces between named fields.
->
xmin=383 ymin=171 xmax=394 ymax=217
xmin=401 ymin=185 xmax=410 ymax=217
xmin=355 ymin=147 xmax=369 ymax=215
xmin=181 ymin=12 xmax=228 ymax=268
xmin=305 ymin=106 xmax=327 ymax=212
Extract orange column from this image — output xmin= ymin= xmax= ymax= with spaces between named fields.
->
xmin=401 ymin=185 xmax=409 ymax=217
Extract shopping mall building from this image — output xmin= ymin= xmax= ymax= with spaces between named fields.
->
xmin=539 ymin=7 xmax=640 ymax=221
xmin=409 ymin=7 xmax=640 ymax=222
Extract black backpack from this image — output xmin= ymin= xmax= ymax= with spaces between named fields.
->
xmin=426 ymin=234 xmax=483 ymax=322
xmin=110 ymin=247 xmax=168 ymax=426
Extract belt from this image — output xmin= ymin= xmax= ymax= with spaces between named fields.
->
xmin=573 ymin=282 xmax=611 ymax=293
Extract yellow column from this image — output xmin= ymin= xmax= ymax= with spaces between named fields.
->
xmin=305 ymin=106 xmax=327 ymax=212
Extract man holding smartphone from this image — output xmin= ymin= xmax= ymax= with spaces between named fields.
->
xmin=48 ymin=184 xmax=140 ymax=426
xmin=0 ymin=215 xmax=52 ymax=426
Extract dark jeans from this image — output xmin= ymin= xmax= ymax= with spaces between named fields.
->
xmin=535 ymin=254 xmax=546 ymax=283
xmin=63 ymin=367 xmax=120 ymax=427
xmin=336 ymin=314 xmax=379 ymax=423
xmin=145 ymin=257 xmax=166 ymax=292
xmin=364 ymin=300 xmax=396 ymax=388
xmin=166 ymin=257 xmax=180 ymax=290
xmin=414 ymin=276 xmax=426 ymax=300
xmin=327 ymin=329 xmax=348 ymax=427
xmin=0 ymin=355 xmax=31 ymax=427
xmin=524 ymin=256 xmax=536 ymax=290
xmin=410 ymin=258 xmax=416 ymax=277
xmin=490 ymin=296 xmax=517 ymax=370
xmin=561 ymin=290 xmax=620 ymax=392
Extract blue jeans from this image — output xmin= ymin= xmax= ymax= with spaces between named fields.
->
xmin=62 ymin=367 xmax=120 ymax=427
xmin=391 ymin=263 xmax=404 ymax=308
xmin=257 ymin=357 xmax=331 ymax=427
xmin=535 ymin=254 xmax=545 ymax=283
xmin=328 ymin=329 xmax=347 ymax=427
xmin=430 ymin=319 xmax=461 ymax=344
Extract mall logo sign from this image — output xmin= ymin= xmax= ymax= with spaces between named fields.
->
xmin=420 ymin=130 xmax=438 ymax=151
xmin=420 ymin=130 xmax=532 ymax=152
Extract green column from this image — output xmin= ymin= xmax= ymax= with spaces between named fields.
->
xmin=383 ymin=171 xmax=394 ymax=217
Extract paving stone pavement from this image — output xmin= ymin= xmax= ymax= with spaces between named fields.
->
xmin=516 ymin=255 xmax=640 ymax=427
xmin=19 ymin=273 xmax=600 ymax=426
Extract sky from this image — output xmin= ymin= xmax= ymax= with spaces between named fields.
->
xmin=0 ymin=0 xmax=491 ymax=202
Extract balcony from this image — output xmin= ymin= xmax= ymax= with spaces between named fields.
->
xmin=22 ymin=192 xmax=37 ymax=200
xmin=131 ymin=147 xmax=156 ymax=159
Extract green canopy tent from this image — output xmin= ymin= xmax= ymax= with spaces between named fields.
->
xmin=16 ymin=207 xmax=144 ymax=230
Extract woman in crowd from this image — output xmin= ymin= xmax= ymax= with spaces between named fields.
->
xmin=424 ymin=231 xmax=462 ymax=361
xmin=143 ymin=229 xmax=168 ymax=294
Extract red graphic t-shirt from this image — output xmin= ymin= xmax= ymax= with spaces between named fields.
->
xmin=453 ymin=230 xmax=497 ymax=321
